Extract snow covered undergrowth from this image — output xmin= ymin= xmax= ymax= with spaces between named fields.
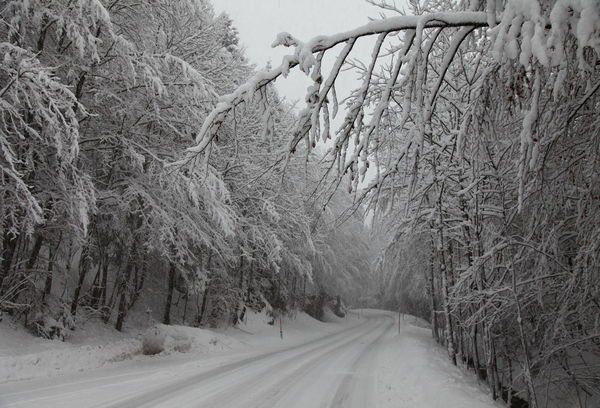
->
xmin=376 ymin=316 xmax=503 ymax=408
xmin=0 ymin=320 xmax=240 ymax=383
xmin=141 ymin=324 xmax=245 ymax=356
xmin=0 ymin=309 xmax=356 ymax=384
xmin=0 ymin=317 xmax=142 ymax=382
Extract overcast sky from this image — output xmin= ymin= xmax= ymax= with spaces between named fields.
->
xmin=211 ymin=0 xmax=398 ymax=104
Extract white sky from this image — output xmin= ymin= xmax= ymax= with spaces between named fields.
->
xmin=211 ymin=0 xmax=398 ymax=104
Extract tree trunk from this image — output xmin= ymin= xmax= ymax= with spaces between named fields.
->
xmin=129 ymin=260 xmax=146 ymax=309
xmin=438 ymin=188 xmax=457 ymax=366
xmin=246 ymin=262 xmax=254 ymax=303
xmin=43 ymin=246 xmax=54 ymax=298
xmin=163 ymin=263 xmax=176 ymax=325
xmin=197 ymin=250 xmax=212 ymax=326
xmin=1 ymin=232 xmax=18 ymax=286
xmin=115 ymin=260 xmax=134 ymax=332
xmin=89 ymin=260 xmax=103 ymax=309
xmin=471 ymin=320 xmax=482 ymax=376
xmin=198 ymin=283 xmax=210 ymax=326
xmin=238 ymin=256 xmax=244 ymax=288
xmin=26 ymin=234 xmax=44 ymax=271
xmin=100 ymin=259 xmax=109 ymax=308
xmin=511 ymin=260 xmax=538 ymax=408
xmin=70 ymin=245 xmax=90 ymax=316
xmin=182 ymin=294 xmax=189 ymax=325
xmin=429 ymin=243 xmax=439 ymax=342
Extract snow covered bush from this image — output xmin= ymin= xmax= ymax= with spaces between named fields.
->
xmin=32 ymin=316 xmax=66 ymax=341
xmin=330 ymin=296 xmax=346 ymax=318
xmin=142 ymin=324 xmax=237 ymax=355
xmin=29 ymin=303 xmax=75 ymax=341
xmin=142 ymin=326 xmax=167 ymax=356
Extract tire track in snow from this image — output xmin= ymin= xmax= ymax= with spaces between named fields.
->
xmin=190 ymin=315 xmax=394 ymax=408
xmin=1 ymin=313 xmax=394 ymax=408
xmin=254 ymin=314 xmax=395 ymax=408
xmin=89 ymin=316 xmax=375 ymax=408
xmin=329 ymin=313 xmax=396 ymax=407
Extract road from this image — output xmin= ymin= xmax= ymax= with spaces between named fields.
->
xmin=0 ymin=311 xmax=396 ymax=408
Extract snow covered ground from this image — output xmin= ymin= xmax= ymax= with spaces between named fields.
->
xmin=376 ymin=315 xmax=503 ymax=408
xmin=0 ymin=315 xmax=244 ymax=383
xmin=0 ymin=310 xmax=502 ymax=407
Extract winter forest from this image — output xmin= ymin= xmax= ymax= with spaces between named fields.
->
xmin=0 ymin=0 xmax=599 ymax=407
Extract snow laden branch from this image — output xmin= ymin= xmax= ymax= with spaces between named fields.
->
xmin=188 ymin=0 xmax=600 ymax=219
xmin=187 ymin=11 xmax=489 ymax=157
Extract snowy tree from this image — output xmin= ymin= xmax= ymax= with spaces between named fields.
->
xmin=192 ymin=0 xmax=600 ymax=406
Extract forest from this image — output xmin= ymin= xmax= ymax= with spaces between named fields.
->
xmin=0 ymin=0 xmax=599 ymax=407
xmin=0 ymin=0 xmax=372 ymax=335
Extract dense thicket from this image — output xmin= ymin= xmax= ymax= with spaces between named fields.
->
xmin=194 ymin=0 xmax=599 ymax=407
xmin=0 ymin=0 xmax=372 ymax=337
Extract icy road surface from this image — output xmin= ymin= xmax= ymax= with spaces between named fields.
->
xmin=0 ymin=310 xmax=500 ymax=408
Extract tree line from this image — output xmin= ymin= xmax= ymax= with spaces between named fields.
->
xmin=0 ymin=0 xmax=372 ymax=337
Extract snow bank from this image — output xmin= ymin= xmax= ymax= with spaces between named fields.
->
xmin=0 ymin=315 xmax=145 ymax=383
xmin=402 ymin=314 xmax=431 ymax=329
xmin=0 ymin=318 xmax=243 ymax=382
xmin=321 ymin=307 xmax=345 ymax=323
xmin=0 ymin=336 xmax=143 ymax=382
xmin=142 ymin=324 xmax=244 ymax=355
xmin=375 ymin=317 xmax=503 ymax=408
xmin=0 ymin=308 xmax=360 ymax=384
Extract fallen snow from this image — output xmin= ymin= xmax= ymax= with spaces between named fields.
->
xmin=375 ymin=315 xmax=503 ymax=408
xmin=0 ymin=311 xmax=507 ymax=408
xmin=0 ymin=318 xmax=143 ymax=383
xmin=218 ymin=308 xmax=355 ymax=349
xmin=0 ymin=309 xmax=356 ymax=384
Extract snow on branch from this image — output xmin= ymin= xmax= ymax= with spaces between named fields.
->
xmin=187 ymin=11 xmax=490 ymax=157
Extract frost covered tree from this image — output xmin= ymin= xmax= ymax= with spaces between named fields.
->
xmin=192 ymin=0 xmax=600 ymax=406
xmin=0 ymin=0 xmax=373 ymax=343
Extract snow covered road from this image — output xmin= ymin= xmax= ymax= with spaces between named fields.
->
xmin=0 ymin=311 xmax=393 ymax=408
xmin=0 ymin=310 xmax=500 ymax=408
